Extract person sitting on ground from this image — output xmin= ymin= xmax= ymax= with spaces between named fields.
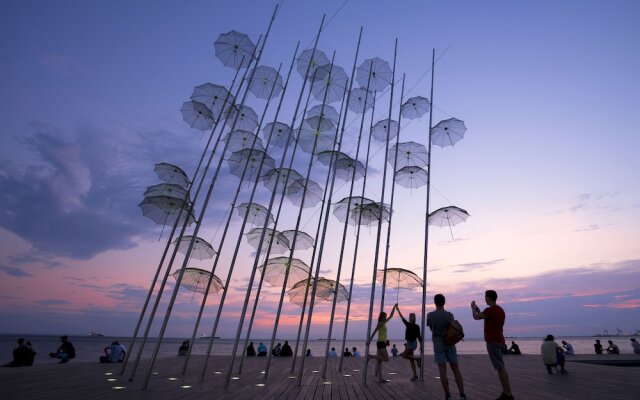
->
xmin=100 ymin=341 xmax=126 ymax=363
xmin=561 ymin=340 xmax=574 ymax=355
xmin=594 ymin=339 xmax=603 ymax=355
xmin=343 ymin=347 xmax=352 ymax=357
xmin=352 ymin=347 xmax=360 ymax=357
xmin=631 ymin=338 xmax=640 ymax=354
xmin=605 ymin=340 xmax=620 ymax=354
xmin=272 ymin=343 xmax=282 ymax=357
xmin=507 ymin=341 xmax=521 ymax=355
xmin=49 ymin=336 xmax=75 ymax=364
xmin=246 ymin=342 xmax=256 ymax=357
xmin=178 ymin=340 xmax=189 ymax=356
xmin=397 ymin=305 xmax=424 ymax=382
xmin=3 ymin=338 xmax=36 ymax=367
xmin=328 ymin=347 xmax=337 ymax=357
xmin=541 ymin=335 xmax=568 ymax=375
xmin=280 ymin=341 xmax=293 ymax=357
xmin=391 ymin=344 xmax=398 ymax=357
xmin=24 ymin=341 xmax=36 ymax=366
xmin=257 ymin=342 xmax=267 ymax=356
xmin=306 ymin=349 xmax=312 ymax=357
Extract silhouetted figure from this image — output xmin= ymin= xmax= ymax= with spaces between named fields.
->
xmin=49 ymin=336 xmax=75 ymax=364
xmin=280 ymin=341 xmax=293 ymax=357
xmin=3 ymin=338 xmax=36 ymax=367
xmin=390 ymin=344 xmax=398 ymax=357
xmin=541 ymin=335 xmax=567 ymax=375
xmin=100 ymin=341 xmax=126 ymax=363
xmin=272 ymin=343 xmax=282 ymax=357
xmin=343 ymin=347 xmax=352 ymax=357
xmin=631 ymin=338 xmax=640 ymax=354
xmin=352 ymin=347 xmax=360 ymax=357
xmin=507 ymin=341 xmax=521 ymax=355
xmin=561 ymin=340 xmax=574 ymax=355
xmin=328 ymin=347 xmax=337 ymax=357
xmin=246 ymin=342 xmax=256 ymax=357
xmin=594 ymin=339 xmax=603 ymax=355
xmin=257 ymin=342 xmax=267 ymax=356
xmin=605 ymin=340 xmax=620 ymax=354
xmin=306 ymin=349 xmax=312 ymax=357
xmin=177 ymin=340 xmax=189 ymax=356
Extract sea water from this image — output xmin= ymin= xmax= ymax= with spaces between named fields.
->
xmin=1 ymin=335 xmax=636 ymax=365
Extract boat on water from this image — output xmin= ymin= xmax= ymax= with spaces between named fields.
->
xmin=199 ymin=334 xmax=221 ymax=339
xmin=90 ymin=331 xmax=104 ymax=337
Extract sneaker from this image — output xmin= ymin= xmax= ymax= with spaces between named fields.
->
xmin=460 ymin=395 xmax=467 ymax=400
xmin=495 ymin=394 xmax=515 ymax=400
xmin=445 ymin=395 xmax=452 ymax=400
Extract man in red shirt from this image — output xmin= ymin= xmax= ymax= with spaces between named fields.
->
xmin=471 ymin=290 xmax=514 ymax=400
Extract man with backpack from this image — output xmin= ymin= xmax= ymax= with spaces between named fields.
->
xmin=427 ymin=294 xmax=467 ymax=400
xmin=472 ymin=290 xmax=514 ymax=400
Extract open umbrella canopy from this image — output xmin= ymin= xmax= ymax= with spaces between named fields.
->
xmin=214 ymin=30 xmax=255 ymax=70
xmin=245 ymin=227 xmax=290 ymax=254
xmin=258 ymin=257 xmax=310 ymax=288
xmin=225 ymin=130 xmax=265 ymax=153
xmin=172 ymin=267 xmax=224 ymax=295
xmin=395 ymin=166 xmax=428 ymax=189
xmin=286 ymin=178 xmax=323 ymax=209
xmin=261 ymin=121 xmax=292 ymax=148
xmin=181 ymin=100 xmax=215 ymax=131
xmin=431 ymin=118 xmax=467 ymax=147
xmin=348 ymin=87 xmax=374 ymax=114
xmin=316 ymin=151 xmax=365 ymax=181
xmin=249 ymin=65 xmax=284 ymax=99
xmin=190 ymin=83 xmax=235 ymax=120
xmin=356 ymin=57 xmax=392 ymax=92
xmin=236 ymin=202 xmax=275 ymax=227
xmin=376 ymin=268 xmax=423 ymax=290
xmin=296 ymin=48 xmax=329 ymax=79
xmin=307 ymin=104 xmax=340 ymax=123
xmin=316 ymin=150 xmax=351 ymax=167
xmin=388 ymin=141 xmax=429 ymax=170
xmin=154 ymin=163 xmax=190 ymax=189
xmin=174 ymin=235 xmax=217 ymax=260
xmin=311 ymin=63 xmax=349 ymax=104
xmin=298 ymin=116 xmax=337 ymax=153
xmin=261 ymin=167 xmax=304 ymax=194
xmin=357 ymin=202 xmax=392 ymax=226
xmin=281 ymin=230 xmax=315 ymax=251
xmin=227 ymin=148 xmax=275 ymax=182
xmin=428 ymin=206 xmax=470 ymax=227
xmin=144 ymin=183 xmax=189 ymax=202
xmin=401 ymin=96 xmax=430 ymax=119
xmin=138 ymin=196 xmax=195 ymax=227
xmin=371 ymin=119 xmax=399 ymax=142
xmin=288 ymin=277 xmax=349 ymax=307
xmin=332 ymin=196 xmax=375 ymax=223
xmin=226 ymin=105 xmax=259 ymax=133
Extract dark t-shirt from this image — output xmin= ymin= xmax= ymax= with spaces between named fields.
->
xmin=402 ymin=318 xmax=422 ymax=342
xmin=483 ymin=305 xmax=505 ymax=344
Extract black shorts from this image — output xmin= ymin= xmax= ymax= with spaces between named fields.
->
xmin=376 ymin=341 xmax=386 ymax=350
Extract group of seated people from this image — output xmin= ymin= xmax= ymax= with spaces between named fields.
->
xmin=2 ymin=338 xmax=36 ymax=367
xmin=594 ymin=339 xmax=620 ymax=354
xmin=246 ymin=341 xmax=294 ymax=357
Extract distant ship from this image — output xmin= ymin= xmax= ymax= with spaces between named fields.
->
xmin=90 ymin=331 xmax=104 ymax=337
xmin=318 ymin=337 xmax=336 ymax=341
xmin=593 ymin=328 xmax=640 ymax=337
xmin=199 ymin=334 xmax=221 ymax=339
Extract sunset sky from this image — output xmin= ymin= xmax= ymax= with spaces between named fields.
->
xmin=1 ymin=0 xmax=639 ymax=341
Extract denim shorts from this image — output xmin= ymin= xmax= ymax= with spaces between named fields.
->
xmin=487 ymin=343 xmax=505 ymax=370
xmin=405 ymin=340 xmax=418 ymax=351
xmin=434 ymin=345 xmax=458 ymax=364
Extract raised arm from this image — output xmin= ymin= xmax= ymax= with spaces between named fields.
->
xmin=386 ymin=304 xmax=397 ymax=323
xmin=471 ymin=300 xmax=485 ymax=320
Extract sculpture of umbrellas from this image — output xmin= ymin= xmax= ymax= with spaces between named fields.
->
xmin=282 ymin=230 xmax=315 ymax=251
xmin=428 ymin=205 xmax=470 ymax=240
xmin=249 ymin=65 xmax=284 ymax=99
xmin=357 ymin=202 xmax=392 ymax=226
xmin=181 ymin=100 xmax=214 ymax=131
xmin=376 ymin=267 xmax=423 ymax=303
xmin=227 ymin=149 xmax=275 ymax=182
xmin=144 ymin=183 xmax=189 ymax=202
xmin=296 ymin=48 xmax=329 ymax=79
xmin=139 ymin=196 xmax=196 ymax=232
xmin=286 ymin=178 xmax=323 ymax=209
xmin=298 ymin=116 xmax=337 ymax=153
xmin=191 ymin=83 xmax=235 ymax=120
xmin=395 ymin=166 xmax=429 ymax=190
xmin=401 ymin=96 xmax=430 ymax=119
xmin=431 ymin=118 xmax=467 ymax=147
xmin=371 ymin=119 xmax=399 ymax=142
xmin=236 ymin=202 xmax=275 ymax=227
xmin=214 ymin=30 xmax=255 ymax=70
xmin=388 ymin=141 xmax=429 ymax=170
xmin=154 ymin=163 xmax=190 ymax=189
xmin=316 ymin=150 xmax=350 ymax=166
xmin=226 ymin=105 xmax=259 ymax=133
xmin=317 ymin=151 xmax=365 ymax=182
xmin=261 ymin=167 xmax=304 ymax=194
xmin=307 ymin=104 xmax=340 ymax=123
xmin=258 ymin=257 xmax=310 ymax=289
xmin=225 ymin=130 xmax=265 ymax=153
xmin=332 ymin=196 xmax=375 ymax=224
xmin=311 ymin=63 xmax=349 ymax=104
xmin=348 ymin=87 xmax=373 ymax=114
xmin=172 ymin=267 xmax=224 ymax=295
xmin=262 ymin=121 xmax=292 ymax=148
xmin=174 ymin=235 xmax=217 ymax=260
xmin=288 ymin=277 xmax=348 ymax=307
xmin=246 ymin=227 xmax=290 ymax=255
xmin=356 ymin=57 xmax=392 ymax=92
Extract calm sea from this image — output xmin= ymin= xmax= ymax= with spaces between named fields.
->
xmin=1 ymin=335 xmax=637 ymax=365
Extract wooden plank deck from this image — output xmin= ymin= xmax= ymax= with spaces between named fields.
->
xmin=2 ymin=354 xmax=639 ymax=399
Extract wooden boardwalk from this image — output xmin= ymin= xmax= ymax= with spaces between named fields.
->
xmin=2 ymin=354 xmax=639 ymax=399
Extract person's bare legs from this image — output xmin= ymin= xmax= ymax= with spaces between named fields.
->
xmin=377 ymin=359 xmax=384 ymax=382
xmin=449 ymin=362 xmax=465 ymax=397
xmin=437 ymin=363 xmax=450 ymax=396
xmin=498 ymin=368 xmax=512 ymax=396
xmin=401 ymin=349 xmax=417 ymax=379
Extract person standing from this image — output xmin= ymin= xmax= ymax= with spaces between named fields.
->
xmin=471 ymin=290 xmax=514 ymax=400
xmin=427 ymin=294 xmax=466 ymax=399
xmin=366 ymin=305 xmax=397 ymax=383
xmin=397 ymin=306 xmax=424 ymax=382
